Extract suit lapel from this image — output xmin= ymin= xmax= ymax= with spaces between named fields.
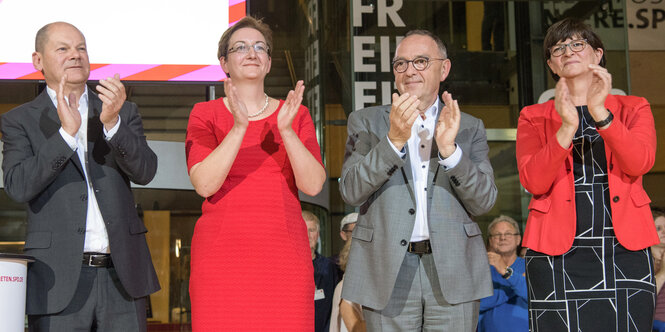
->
xmin=383 ymin=107 xmax=417 ymax=205
xmin=36 ymin=90 xmax=86 ymax=176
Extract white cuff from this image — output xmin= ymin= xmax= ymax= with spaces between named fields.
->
xmin=387 ymin=135 xmax=406 ymax=158
xmin=103 ymin=117 xmax=121 ymax=140
xmin=59 ymin=127 xmax=78 ymax=151
xmin=438 ymin=144 xmax=462 ymax=170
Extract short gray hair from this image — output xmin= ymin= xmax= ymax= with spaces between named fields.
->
xmin=402 ymin=29 xmax=448 ymax=59
xmin=487 ymin=215 xmax=520 ymax=235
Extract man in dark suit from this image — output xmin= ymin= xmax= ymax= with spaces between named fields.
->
xmin=1 ymin=21 xmax=159 ymax=331
xmin=340 ymin=30 xmax=497 ymax=331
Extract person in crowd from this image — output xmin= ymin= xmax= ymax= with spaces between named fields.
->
xmin=185 ymin=16 xmax=326 ymax=330
xmin=1 ymin=22 xmax=159 ymax=331
xmin=339 ymin=28 xmax=497 ymax=331
xmin=516 ymin=17 xmax=658 ymax=331
xmin=332 ymin=212 xmax=358 ymax=278
xmin=304 ymin=211 xmax=339 ymax=332
xmin=651 ymin=207 xmax=665 ymax=332
xmin=330 ymin=229 xmax=366 ymax=332
xmin=478 ymin=215 xmax=527 ymax=332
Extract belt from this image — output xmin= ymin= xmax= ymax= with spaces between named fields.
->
xmin=82 ymin=253 xmax=113 ymax=267
xmin=407 ymin=240 xmax=432 ymax=255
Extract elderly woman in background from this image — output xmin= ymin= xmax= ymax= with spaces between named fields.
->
xmin=516 ymin=18 xmax=658 ymax=331
xmin=185 ymin=16 xmax=326 ymax=330
xmin=651 ymin=208 xmax=665 ymax=332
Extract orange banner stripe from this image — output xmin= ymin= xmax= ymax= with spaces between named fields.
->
xmin=122 ymin=64 xmax=208 ymax=81
xmin=229 ymin=2 xmax=246 ymax=23
xmin=17 ymin=63 xmax=109 ymax=80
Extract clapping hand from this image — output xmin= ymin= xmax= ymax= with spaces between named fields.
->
xmin=587 ymin=64 xmax=612 ymax=120
xmin=435 ymin=92 xmax=460 ymax=158
xmin=554 ymin=78 xmax=579 ymax=130
xmin=487 ymin=251 xmax=509 ymax=275
xmin=387 ymin=92 xmax=420 ymax=151
xmin=277 ymin=80 xmax=305 ymax=134
xmin=56 ymin=74 xmax=82 ymax=136
xmin=96 ymin=74 xmax=126 ymax=131
xmin=223 ymin=77 xmax=249 ymax=129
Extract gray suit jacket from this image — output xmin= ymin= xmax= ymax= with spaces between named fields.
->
xmin=1 ymin=89 xmax=159 ymax=315
xmin=339 ymin=102 xmax=496 ymax=310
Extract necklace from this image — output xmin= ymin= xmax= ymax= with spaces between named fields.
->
xmin=248 ymin=93 xmax=270 ymax=118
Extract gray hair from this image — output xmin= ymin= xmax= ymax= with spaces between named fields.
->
xmin=401 ymin=29 xmax=448 ymax=59
xmin=487 ymin=215 xmax=520 ymax=235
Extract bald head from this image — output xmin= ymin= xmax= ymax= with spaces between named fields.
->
xmin=35 ymin=22 xmax=84 ymax=53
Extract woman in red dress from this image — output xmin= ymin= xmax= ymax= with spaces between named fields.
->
xmin=185 ymin=16 xmax=326 ymax=330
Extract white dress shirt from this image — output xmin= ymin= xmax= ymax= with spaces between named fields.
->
xmin=47 ymin=86 xmax=121 ymax=253
xmin=388 ymin=100 xmax=462 ymax=242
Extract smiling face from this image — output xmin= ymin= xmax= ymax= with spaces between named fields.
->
xmin=488 ymin=221 xmax=521 ymax=256
xmin=546 ymin=35 xmax=603 ymax=80
xmin=393 ymin=34 xmax=450 ymax=109
xmin=32 ymin=22 xmax=90 ymax=90
xmin=220 ymin=27 xmax=271 ymax=81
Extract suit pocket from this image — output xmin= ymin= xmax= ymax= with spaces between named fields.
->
xmin=129 ymin=219 xmax=148 ymax=234
xmin=23 ymin=232 xmax=52 ymax=249
xmin=351 ymin=225 xmax=373 ymax=242
xmin=528 ymin=197 xmax=551 ymax=213
xmin=631 ymin=189 xmax=651 ymax=207
xmin=463 ymin=223 xmax=482 ymax=237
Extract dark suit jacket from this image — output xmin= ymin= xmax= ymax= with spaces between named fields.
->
xmin=517 ymin=94 xmax=658 ymax=255
xmin=339 ymin=101 xmax=496 ymax=309
xmin=1 ymin=89 xmax=159 ymax=315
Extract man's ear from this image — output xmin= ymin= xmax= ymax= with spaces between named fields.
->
xmin=439 ymin=59 xmax=451 ymax=82
xmin=32 ymin=52 xmax=43 ymax=72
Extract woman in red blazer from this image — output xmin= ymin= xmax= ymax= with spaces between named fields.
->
xmin=516 ymin=18 xmax=658 ymax=332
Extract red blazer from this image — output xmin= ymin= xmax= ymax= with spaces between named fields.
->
xmin=516 ymin=94 xmax=658 ymax=256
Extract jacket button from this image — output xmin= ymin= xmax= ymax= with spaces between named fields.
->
xmin=80 ymin=194 xmax=88 ymax=201
xmin=613 ymin=196 xmax=619 ymax=203
xmin=408 ymin=208 xmax=415 ymax=215
xmin=77 ymin=227 xmax=85 ymax=234
xmin=400 ymin=239 xmax=407 ymax=246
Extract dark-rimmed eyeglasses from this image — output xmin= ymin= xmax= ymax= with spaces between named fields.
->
xmin=228 ymin=41 xmax=270 ymax=55
xmin=489 ymin=233 xmax=520 ymax=239
xmin=550 ymin=39 xmax=588 ymax=57
xmin=392 ymin=57 xmax=446 ymax=73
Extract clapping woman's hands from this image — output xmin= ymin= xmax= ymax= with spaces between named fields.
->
xmin=278 ymin=80 xmax=305 ymax=134
xmin=587 ymin=64 xmax=612 ymax=120
xmin=224 ymin=78 xmax=249 ymax=129
xmin=554 ymin=78 xmax=579 ymax=130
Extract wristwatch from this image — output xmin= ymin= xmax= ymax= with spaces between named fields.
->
xmin=594 ymin=110 xmax=614 ymax=128
xmin=502 ymin=266 xmax=513 ymax=279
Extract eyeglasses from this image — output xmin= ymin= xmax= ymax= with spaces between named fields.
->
xmin=489 ymin=233 xmax=520 ymax=239
xmin=392 ymin=57 xmax=446 ymax=73
xmin=228 ymin=41 xmax=270 ymax=56
xmin=550 ymin=39 xmax=588 ymax=57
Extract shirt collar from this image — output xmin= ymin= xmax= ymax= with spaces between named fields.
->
xmin=46 ymin=85 xmax=89 ymax=111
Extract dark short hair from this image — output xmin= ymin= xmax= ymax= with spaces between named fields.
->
xmin=543 ymin=18 xmax=606 ymax=81
xmin=401 ymin=29 xmax=448 ymax=59
xmin=653 ymin=207 xmax=665 ymax=221
xmin=217 ymin=16 xmax=273 ymax=60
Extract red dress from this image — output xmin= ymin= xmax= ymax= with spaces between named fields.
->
xmin=185 ymin=98 xmax=321 ymax=331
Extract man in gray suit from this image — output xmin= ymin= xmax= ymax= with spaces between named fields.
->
xmin=1 ymin=22 xmax=158 ymax=331
xmin=340 ymin=29 xmax=497 ymax=331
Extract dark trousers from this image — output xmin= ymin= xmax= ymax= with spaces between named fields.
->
xmin=29 ymin=266 xmax=147 ymax=332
